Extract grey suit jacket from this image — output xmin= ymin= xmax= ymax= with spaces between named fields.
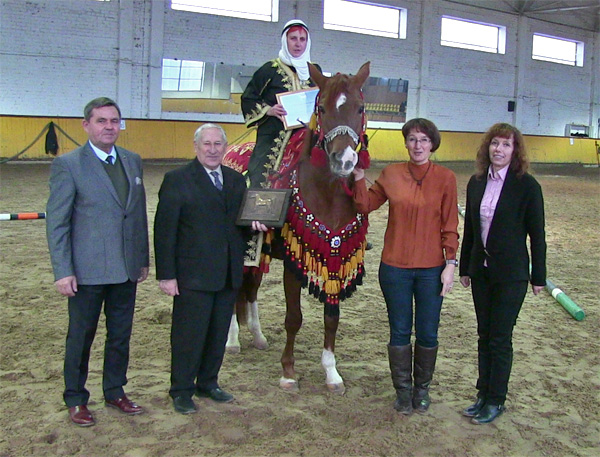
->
xmin=46 ymin=142 xmax=149 ymax=285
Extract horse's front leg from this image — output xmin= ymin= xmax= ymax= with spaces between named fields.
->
xmin=323 ymin=314 xmax=345 ymax=395
xmin=247 ymin=299 xmax=268 ymax=350
xmin=280 ymin=266 xmax=302 ymax=392
xmin=226 ymin=309 xmax=241 ymax=354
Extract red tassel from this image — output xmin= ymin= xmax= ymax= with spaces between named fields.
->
xmin=357 ymin=149 xmax=370 ymax=169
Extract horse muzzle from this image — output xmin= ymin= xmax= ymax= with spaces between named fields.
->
xmin=330 ymin=147 xmax=358 ymax=177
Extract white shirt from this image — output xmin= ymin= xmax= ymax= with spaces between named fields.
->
xmin=89 ymin=141 xmax=116 ymax=164
xmin=204 ymin=166 xmax=223 ymax=186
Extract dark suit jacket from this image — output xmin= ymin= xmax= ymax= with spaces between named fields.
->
xmin=459 ymin=169 xmax=546 ymax=286
xmin=154 ymin=159 xmax=248 ymax=291
xmin=46 ymin=142 xmax=149 ymax=285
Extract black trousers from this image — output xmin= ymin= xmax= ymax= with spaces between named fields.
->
xmin=64 ymin=281 xmax=137 ymax=407
xmin=169 ymin=286 xmax=236 ymax=399
xmin=471 ymin=274 xmax=528 ymax=405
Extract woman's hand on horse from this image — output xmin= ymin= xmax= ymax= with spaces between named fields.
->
xmin=252 ymin=220 xmax=269 ymax=232
xmin=267 ymin=104 xmax=287 ymax=122
xmin=353 ymin=167 xmax=365 ymax=181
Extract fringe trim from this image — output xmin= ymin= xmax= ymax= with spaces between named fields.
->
xmin=281 ymin=182 xmax=368 ymax=308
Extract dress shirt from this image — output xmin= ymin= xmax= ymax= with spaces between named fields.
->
xmin=354 ymin=162 xmax=459 ymax=268
xmin=89 ymin=141 xmax=117 ymax=164
xmin=204 ymin=166 xmax=223 ymax=187
xmin=480 ymin=165 xmax=509 ymax=247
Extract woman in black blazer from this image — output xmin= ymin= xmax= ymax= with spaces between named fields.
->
xmin=459 ymin=123 xmax=547 ymax=425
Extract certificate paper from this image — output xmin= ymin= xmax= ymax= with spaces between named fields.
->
xmin=276 ymin=88 xmax=319 ymax=130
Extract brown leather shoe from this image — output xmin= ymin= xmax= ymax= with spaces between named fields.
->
xmin=68 ymin=405 xmax=95 ymax=427
xmin=105 ymin=395 xmax=143 ymax=415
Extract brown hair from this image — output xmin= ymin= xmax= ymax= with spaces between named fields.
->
xmin=475 ymin=123 xmax=529 ymax=178
xmin=402 ymin=118 xmax=441 ymax=152
xmin=84 ymin=97 xmax=121 ymax=121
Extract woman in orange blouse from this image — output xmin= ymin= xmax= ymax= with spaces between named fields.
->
xmin=353 ymin=118 xmax=459 ymax=415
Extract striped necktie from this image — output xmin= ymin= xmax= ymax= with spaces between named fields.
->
xmin=210 ymin=171 xmax=223 ymax=191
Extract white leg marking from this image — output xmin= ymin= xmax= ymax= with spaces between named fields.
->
xmin=247 ymin=300 xmax=268 ymax=350
xmin=279 ymin=376 xmax=299 ymax=392
xmin=322 ymin=349 xmax=344 ymax=394
xmin=225 ymin=313 xmax=240 ymax=354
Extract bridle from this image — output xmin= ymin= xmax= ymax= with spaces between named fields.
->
xmin=310 ymin=90 xmax=370 ymax=169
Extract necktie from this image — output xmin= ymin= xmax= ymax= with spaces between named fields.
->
xmin=105 ymin=155 xmax=114 ymax=165
xmin=210 ymin=171 xmax=223 ymax=191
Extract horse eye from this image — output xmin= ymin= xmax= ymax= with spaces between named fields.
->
xmin=318 ymin=105 xmax=325 ymax=114
xmin=358 ymin=106 xmax=365 ymax=114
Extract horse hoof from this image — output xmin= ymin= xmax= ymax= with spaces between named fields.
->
xmin=327 ymin=383 xmax=346 ymax=395
xmin=252 ymin=336 xmax=268 ymax=350
xmin=279 ymin=377 xmax=299 ymax=393
xmin=225 ymin=345 xmax=240 ymax=354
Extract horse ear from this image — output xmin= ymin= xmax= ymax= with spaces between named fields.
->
xmin=308 ymin=63 xmax=327 ymax=88
xmin=353 ymin=61 xmax=371 ymax=88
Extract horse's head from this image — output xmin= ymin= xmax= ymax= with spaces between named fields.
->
xmin=309 ymin=62 xmax=370 ymax=178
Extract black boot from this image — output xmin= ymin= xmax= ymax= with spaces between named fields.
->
xmin=413 ymin=344 xmax=438 ymax=413
xmin=387 ymin=344 xmax=412 ymax=415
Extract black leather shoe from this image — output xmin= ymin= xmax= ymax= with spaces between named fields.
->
xmin=462 ymin=397 xmax=486 ymax=417
xmin=173 ymin=396 xmax=197 ymax=414
xmin=195 ymin=387 xmax=234 ymax=403
xmin=471 ymin=403 xmax=505 ymax=424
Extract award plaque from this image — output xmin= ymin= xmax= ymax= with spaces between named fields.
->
xmin=236 ymin=188 xmax=292 ymax=228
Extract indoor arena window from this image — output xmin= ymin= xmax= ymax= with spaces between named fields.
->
xmin=162 ymin=59 xmax=205 ymax=92
xmin=441 ymin=16 xmax=506 ymax=54
xmin=323 ymin=0 xmax=407 ymax=39
xmin=170 ymin=0 xmax=279 ymax=22
xmin=532 ymin=34 xmax=583 ymax=67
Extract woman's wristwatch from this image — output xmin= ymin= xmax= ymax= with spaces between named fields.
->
xmin=445 ymin=259 xmax=458 ymax=266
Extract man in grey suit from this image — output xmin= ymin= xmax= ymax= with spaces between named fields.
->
xmin=46 ymin=97 xmax=149 ymax=427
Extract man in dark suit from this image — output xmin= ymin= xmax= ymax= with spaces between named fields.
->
xmin=154 ymin=123 xmax=266 ymax=414
xmin=46 ymin=97 xmax=149 ymax=427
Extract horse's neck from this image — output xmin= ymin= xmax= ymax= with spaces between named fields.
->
xmin=298 ymin=160 xmax=356 ymax=231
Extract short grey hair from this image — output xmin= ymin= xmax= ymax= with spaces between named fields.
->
xmin=194 ymin=123 xmax=227 ymax=144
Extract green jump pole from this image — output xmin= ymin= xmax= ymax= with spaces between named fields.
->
xmin=545 ymin=279 xmax=585 ymax=321
xmin=456 ymin=204 xmax=585 ymax=321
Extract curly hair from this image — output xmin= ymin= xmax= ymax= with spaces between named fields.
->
xmin=402 ymin=118 xmax=441 ymax=152
xmin=475 ymin=123 xmax=529 ymax=178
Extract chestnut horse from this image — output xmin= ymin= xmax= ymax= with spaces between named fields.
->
xmin=226 ymin=62 xmax=371 ymax=394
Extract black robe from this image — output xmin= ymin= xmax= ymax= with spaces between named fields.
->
xmin=241 ymin=58 xmax=319 ymax=188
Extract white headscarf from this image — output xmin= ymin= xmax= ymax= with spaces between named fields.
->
xmin=278 ymin=19 xmax=312 ymax=81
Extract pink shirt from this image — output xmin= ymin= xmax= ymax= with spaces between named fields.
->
xmin=480 ymin=165 xmax=508 ymax=248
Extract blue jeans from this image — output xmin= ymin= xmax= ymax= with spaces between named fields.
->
xmin=379 ymin=262 xmax=444 ymax=348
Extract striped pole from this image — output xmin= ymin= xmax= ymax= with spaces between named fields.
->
xmin=457 ymin=203 xmax=585 ymax=321
xmin=545 ymin=279 xmax=585 ymax=321
xmin=0 ymin=212 xmax=46 ymax=221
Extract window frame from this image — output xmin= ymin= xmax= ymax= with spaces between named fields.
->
xmin=441 ymin=16 xmax=506 ymax=55
xmin=532 ymin=33 xmax=584 ymax=67
xmin=161 ymin=59 xmax=206 ymax=92
xmin=170 ymin=0 xmax=279 ymax=23
xmin=323 ymin=0 xmax=407 ymax=40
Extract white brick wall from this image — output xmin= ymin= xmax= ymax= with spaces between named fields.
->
xmin=1 ymin=0 xmax=598 ymax=136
